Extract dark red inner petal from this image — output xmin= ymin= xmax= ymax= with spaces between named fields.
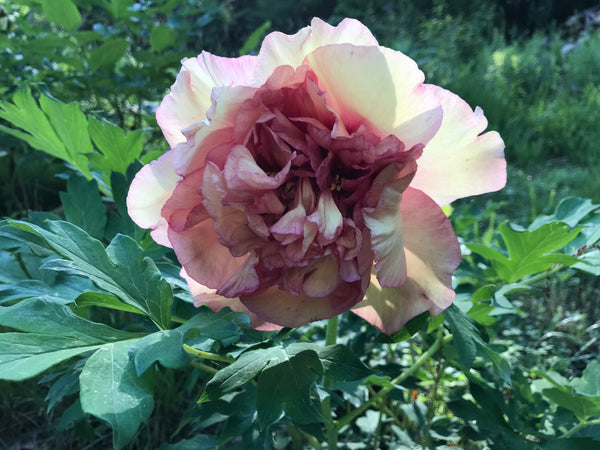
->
xmin=177 ymin=65 xmax=420 ymax=302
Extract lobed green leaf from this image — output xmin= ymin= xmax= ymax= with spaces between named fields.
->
xmin=80 ymin=339 xmax=154 ymax=449
xmin=5 ymin=220 xmax=173 ymax=329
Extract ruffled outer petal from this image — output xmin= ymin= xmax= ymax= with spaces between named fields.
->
xmin=163 ymin=163 xmax=249 ymax=290
xmin=256 ymin=18 xmax=378 ymax=83
xmin=352 ymin=187 xmax=461 ymax=334
xmin=410 ymin=85 xmax=507 ymax=205
xmin=363 ymin=180 xmax=407 ymax=288
xmin=157 ymin=18 xmax=378 ymax=147
xmin=126 ymin=150 xmax=180 ymax=247
xmin=184 ymin=269 xmax=281 ymax=331
xmin=157 ymin=54 xmax=258 ymax=147
xmin=306 ymin=44 xmax=442 ymax=145
xmin=241 ymin=279 xmax=364 ymax=328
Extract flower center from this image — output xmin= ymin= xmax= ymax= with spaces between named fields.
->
xmin=329 ymin=174 xmax=344 ymax=192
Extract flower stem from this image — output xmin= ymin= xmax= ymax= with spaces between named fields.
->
xmin=325 ymin=314 xmax=339 ymax=346
xmin=183 ymin=344 xmax=234 ymax=363
xmin=336 ymin=333 xmax=453 ymax=431
xmin=321 ymin=315 xmax=340 ymax=449
xmin=562 ymin=418 xmax=600 ymax=439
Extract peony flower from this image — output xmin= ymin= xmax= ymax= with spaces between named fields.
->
xmin=127 ymin=18 xmax=506 ymax=334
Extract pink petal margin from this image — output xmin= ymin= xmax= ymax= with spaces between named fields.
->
xmin=352 ymin=187 xmax=461 ymax=334
xmin=156 ymin=54 xmax=258 ymax=147
xmin=126 ymin=151 xmax=179 ymax=247
xmin=410 ymin=85 xmax=507 ymax=206
xmin=256 ymin=17 xmax=379 ymax=83
xmin=184 ymin=269 xmax=281 ymax=331
xmin=306 ymin=44 xmax=442 ymax=145
xmin=241 ymin=280 xmax=364 ymax=328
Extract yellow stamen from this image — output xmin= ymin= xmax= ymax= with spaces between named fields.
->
xmin=329 ymin=174 xmax=344 ymax=191
xmin=285 ymin=180 xmax=296 ymax=193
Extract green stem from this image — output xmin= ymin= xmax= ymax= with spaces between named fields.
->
xmin=183 ymin=344 xmax=234 ymax=363
xmin=321 ymin=315 xmax=340 ymax=449
xmin=325 ymin=314 xmax=339 ymax=346
xmin=299 ymin=428 xmax=324 ymax=450
xmin=422 ymin=328 xmax=444 ymax=449
xmin=518 ymin=265 xmax=563 ymax=286
xmin=190 ymin=361 xmax=218 ymax=375
xmin=336 ymin=333 xmax=453 ymax=431
xmin=562 ymin=418 xmax=600 ymax=439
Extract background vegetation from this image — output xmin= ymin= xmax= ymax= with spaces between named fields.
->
xmin=1 ymin=0 xmax=599 ymax=448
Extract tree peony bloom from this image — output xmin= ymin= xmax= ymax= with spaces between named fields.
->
xmin=127 ymin=18 xmax=506 ymax=334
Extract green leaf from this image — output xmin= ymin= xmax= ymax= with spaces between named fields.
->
xmin=0 ymin=332 xmax=101 ymax=381
xmin=572 ymin=360 xmax=600 ymax=397
xmin=204 ymin=347 xmax=274 ymax=399
xmin=1 ymin=282 xmax=82 ymax=305
xmin=287 ymin=343 xmax=373 ymax=382
xmin=0 ymin=298 xmax=139 ymax=380
xmin=75 ymin=292 xmax=144 ymax=315
xmin=445 ymin=304 xmax=479 ymax=368
xmin=239 ymin=21 xmax=271 ymax=55
xmin=500 ymin=222 xmax=581 ymax=281
xmin=183 ymin=307 xmax=249 ymax=342
xmin=128 ymin=330 xmax=191 ymax=375
xmin=6 ymin=220 xmax=173 ymax=329
xmin=383 ymin=311 xmax=430 ymax=343
xmin=150 ymin=25 xmax=177 ymax=52
xmin=104 ymin=167 xmax=145 ymax=240
xmin=99 ymin=0 xmax=134 ymax=20
xmin=445 ymin=305 xmax=510 ymax=382
xmin=38 ymin=94 xmax=93 ymax=161
xmin=256 ymin=349 xmax=323 ymax=429
xmin=467 ymin=284 xmax=497 ymax=325
xmin=59 ymin=174 xmax=107 ymax=240
xmin=0 ymin=297 xmax=137 ymax=342
xmin=542 ymin=438 xmax=599 ymax=449
xmin=80 ymin=339 xmax=154 ymax=449
xmin=88 ymin=38 xmax=128 ymax=71
xmin=530 ymin=197 xmax=600 ymax=229
xmin=0 ymin=89 xmax=92 ymax=178
xmin=468 ymin=222 xmax=581 ymax=283
xmin=542 ymin=387 xmax=600 ymax=421
xmin=56 ymin=399 xmax=86 ymax=432
xmin=204 ymin=344 xmax=323 ymax=429
xmin=466 ymin=243 xmax=512 ymax=280
xmin=158 ymin=435 xmax=219 ymax=450
xmin=41 ymin=0 xmax=81 ymax=30
xmin=0 ymin=251 xmax=28 ymax=284
xmin=45 ymin=372 xmax=79 ymax=413
xmin=130 ymin=307 xmax=252 ymax=375
xmin=88 ymin=118 xmax=144 ymax=179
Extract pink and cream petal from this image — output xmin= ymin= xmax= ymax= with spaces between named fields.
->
xmin=307 ymin=17 xmax=379 ymax=49
xmin=241 ymin=281 xmax=363 ymax=328
xmin=161 ymin=168 xmax=206 ymax=233
xmin=156 ymin=70 xmax=210 ymax=147
xmin=184 ymin=269 xmax=281 ymax=331
xmin=302 ymin=256 xmax=340 ymax=298
xmin=256 ymin=18 xmax=378 ymax=84
xmin=224 ymin=145 xmax=290 ymax=190
xmin=353 ymin=188 xmax=461 ymax=334
xmin=307 ymin=189 xmax=343 ymax=243
xmin=126 ymin=150 xmax=180 ymax=247
xmin=306 ymin=44 xmax=442 ymax=144
xmin=362 ymin=181 xmax=407 ymax=288
xmin=351 ymin=274 xmax=434 ymax=334
xmin=410 ymin=85 xmax=507 ymax=205
xmin=168 ymin=214 xmax=248 ymax=290
xmin=157 ymin=54 xmax=259 ymax=147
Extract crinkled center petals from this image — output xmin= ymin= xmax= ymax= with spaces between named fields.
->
xmin=162 ymin=63 xmax=422 ymax=327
